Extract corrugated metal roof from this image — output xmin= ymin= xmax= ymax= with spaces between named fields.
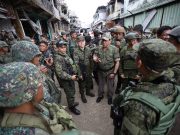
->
xmin=162 ymin=2 xmax=180 ymax=26
xmin=134 ymin=12 xmax=146 ymax=25
xmin=147 ymin=8 xmax=163 ymax=29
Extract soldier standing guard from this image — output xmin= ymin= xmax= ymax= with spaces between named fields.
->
xmin=93 ymin=32 xmax=120 ymax=105
xmin=54 ymin=41 xmax=81 ymax=115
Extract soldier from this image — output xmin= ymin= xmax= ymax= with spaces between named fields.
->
xmin=119 ymin=32 xmax=141 ymax=91
xmin=168 ymin=25 xmax=180 ymax=135
xmin=93 ymin=32 xmax=120 ymax=105
xmin=68 ymin=30 xmax=78 ymax=58
xmin=85 ymin=35 xmax=96 ymax=89
xmin=114 ymin=26 xmax=126 ymax=48
xmin=0 ymin=41 xmax=12 ymax=64
xmin=133 ymin=24 xmax=144 ymax=39
xmin=113 ymin=26 xmax=126 ymax=94
xmin=54 ymin=41 xmax=81 ymax=115
xmin=39 ymin=41 xmax=54 ymax=79
xmin=111 ymin=39 xmax=180 ymax=135
xmin=0 ymin=62 xmax=76 ymax=135
xmin=157 ymin=25 xmax=172 ymax=41
xmin=168 ymin=26 xmax=180 ymax=84
xmin=109 ymin=27 xmax=116 ymax=46
xmin=169 ymin=26 xmax=180 ymax=52
xmin=73 ymin=35 xmax=95 ymax=103
xmin=11 ymin=41 xmax=61 ymax=104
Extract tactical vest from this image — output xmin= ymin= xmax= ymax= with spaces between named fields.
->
xmin=121 ymin=46 xmax=137 ymax=71
xmin=120 ymin=85 xmax=180 ymax=135
xmin=0 ymin=113 xmax=51 ymax=133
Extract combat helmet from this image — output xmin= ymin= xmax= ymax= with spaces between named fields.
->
xmin=0 ymin=62 xmax=42 ymax=107
xmin=125 ymin=32 xmax=140 ymax=40
xmin=11 ymin=41 xmax=41 ymax=62
xmin=137 ymin=39 xmax=177 ymax=72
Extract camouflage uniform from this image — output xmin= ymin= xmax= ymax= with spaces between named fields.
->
xmin=0 ymin=41 xmax=12 ymax=64
xmin=112 ymin=39 xmax=180 ymax=135
xmin=169 ymin=26 xmax=180 ymax=84
xmin=94 ymin=33 xmax=120 ymax=103
xmin=119 ymin=33 xmax=140 ymax=90
xmin=54 ymin=41 xmax=80 ymax=115
xmin=74 ymin=36 xmax=95 ymax=103
xmin=0 ymin=62 xmax=77 ymax=135
xmin=11 ymin=41 xmax=61 ymax=104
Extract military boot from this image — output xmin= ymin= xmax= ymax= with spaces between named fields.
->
xmin=86 ymin=91 xmax=95 ymax=97
xmin=69 ymin=106 xmax=81 ymax=115
xmin=81 ymin=94 xmax=87 ymax=103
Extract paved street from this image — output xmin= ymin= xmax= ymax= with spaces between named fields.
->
xmin=59 ymin=80 xmax=114 ymax=135
xmin=58 ymin=79 xmax=180 ymax=135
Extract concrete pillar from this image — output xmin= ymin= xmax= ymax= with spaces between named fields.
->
xmin=12 ymin=9 xmax=25 ymax=39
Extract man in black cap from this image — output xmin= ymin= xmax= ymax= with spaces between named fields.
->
xmin=54 ymin=41 xmax=81 ymax=115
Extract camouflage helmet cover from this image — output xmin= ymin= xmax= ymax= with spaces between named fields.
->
xmin=11 ymin=41 xmax=41 ymax=62
xmin=102 ymin=32 xmax=112 ymax=41
xmin=0 ymin=41 xmax=8 ymax=48
xmin=0 ymin=62 xmax=42 ymax=107
xmin=137 ymin=39 xmax=178 ymax=71
xmin=125 ymin=32 xmax=140 ymax=40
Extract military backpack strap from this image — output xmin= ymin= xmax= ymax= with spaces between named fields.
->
xmin=123 ymin=87 xmax=180 ymax=135
xmin=1 ymin=113 xmax=51 ymax=133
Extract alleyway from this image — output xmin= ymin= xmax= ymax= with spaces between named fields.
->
xmin=59 ymin=81 xmax=114 ymax=135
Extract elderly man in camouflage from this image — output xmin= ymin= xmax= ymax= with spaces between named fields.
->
xmin=93 ymin=32 xmax=120 ymax=105
xmin=0 ymin=41 xmax=12 ymax=64
xmin=111 ymin=39 xmax=180 ymax=135
xmin=119 ymin=32 xmax=141 ymax=91
xmin=54 ymin=41 xmax=81 ymax=115
xmin=73 ymin=35 xmax=95 ymax=103
xmin=0 ymin=62 xmax=99 ymax=135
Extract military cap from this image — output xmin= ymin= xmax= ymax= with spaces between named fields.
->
xmin=0 ymin=41 xmax=8 ymax=48
xmin=102 ymin=32 xmax=112 ymax=41
xmin=11 ymin=41 xmax=41 ymax=62
xmin=169 ymin=26 xmax=180 ymax=42
xmin=56 ymin=40 xmax=68 ymax=47
xmin=137 ymin=39 xmax=177 ymax=71
xmin=125 ymin=32 xmax=140 ymax=40
xmin=77 ymin=35 xmax=85 ymax=42
xmin=0 ymin=62 xmax=42 ymax=107
xmin=114 ymin=26 xmax=126 ymax=35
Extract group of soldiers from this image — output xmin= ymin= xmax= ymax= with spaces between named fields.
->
xmin=0 ymin=23 xmax=180 ymax=135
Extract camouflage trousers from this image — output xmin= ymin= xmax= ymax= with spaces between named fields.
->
xmin=58 ymin=79 xmax=75 ymax=108
xmin=78 ymin=72 xmax=93 ymax=95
